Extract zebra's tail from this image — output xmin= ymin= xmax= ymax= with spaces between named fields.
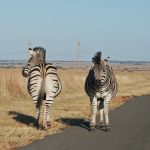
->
xmin=37 ymin=78 xmax=47 ymax=129
xmin=54 ymin=76 xmax=62 ymax=98
xmin=36 ymin=78 xmax=45 ymax=108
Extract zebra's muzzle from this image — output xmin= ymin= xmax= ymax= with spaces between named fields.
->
xmin=94 ymin=80 xmax=101 ymax=90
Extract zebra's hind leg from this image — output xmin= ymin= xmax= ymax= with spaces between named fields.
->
xmin=45 ymin=105 xmax=51 ymax=129
xmin=39 ymin=100 xmax=53 ymax=129
xmin=44 ymin=96 xmax=55 ymax=129
xmin=89 ymin=96 xmax=97 ymax=132
xmin=35 ymin=101 xmax=52 ymax=130
xmin=35 ymin=108 xmax=40 ymax=128
xmin=37 ymin=100 xmax=48 ymax=130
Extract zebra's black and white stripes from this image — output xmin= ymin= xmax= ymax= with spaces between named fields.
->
xmin=85 ymin=52 xmax=118 ymax=131
xmin=22 ymin=47 xmax=61 ymax=129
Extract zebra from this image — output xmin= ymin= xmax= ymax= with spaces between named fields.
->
xmin=84 ymin=52 xmax=118 ymax=131
xmin=22 ymin=47 xmax=62 ymax=129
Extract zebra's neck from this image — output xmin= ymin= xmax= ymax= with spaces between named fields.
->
xmin=30 ymin=56 xmax=46 ymax=69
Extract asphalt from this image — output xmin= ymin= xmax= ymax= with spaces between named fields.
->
xmin=18 ymin=95 xmax=150 ymax=150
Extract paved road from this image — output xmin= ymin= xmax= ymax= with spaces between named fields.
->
xmin=18 ymin=95 xmax=150 ymax=150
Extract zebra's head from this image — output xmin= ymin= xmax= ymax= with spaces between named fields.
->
xmin=28 ymin=46 xmax=46 ymax=67
xmin=92 ymin=52 xmax=107 ymax=89
xmin=29 ymin=47 xmax=46 ymax=64
xmin=22 ymin=47 xmax=46 ymax=77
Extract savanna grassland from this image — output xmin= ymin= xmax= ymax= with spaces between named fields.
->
xmin=0 ymin=68 xmax=150 ymax=150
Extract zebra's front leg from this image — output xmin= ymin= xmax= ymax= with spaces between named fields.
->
xmin=104 ymin=99 xmax=111 ymax=131
xmin=99 ymin=100 xmax=105 ymax=127
xmin=99 ymin=108 xmax=105 ymax=127
xmin=89 ymin=96 xmax=97 ymax=132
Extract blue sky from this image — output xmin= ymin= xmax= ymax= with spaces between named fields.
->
xmin=0 ymin=0 xmax=150 ymax=61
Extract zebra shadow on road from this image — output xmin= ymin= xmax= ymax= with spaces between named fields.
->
xmin=56 ymin=118 xmax=90 ymax=131
xmin=56 ymin=117 xmax=109 ymax=132
xmin=8 ymin=111 xmax=37 ymax=127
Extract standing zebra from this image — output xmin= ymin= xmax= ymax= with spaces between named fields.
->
xmin=84 ymin=52 xmax=118 ymax=131
xmin=22 ymin=47 xmax=62 ymax=129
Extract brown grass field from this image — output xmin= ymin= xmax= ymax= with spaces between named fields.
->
xmin=0 ymin=68 xmax=150 ymax=150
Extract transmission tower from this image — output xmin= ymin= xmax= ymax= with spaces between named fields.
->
xmin=76 ymin=40 xmax=81 ymax=68
xmin=26 ymin=38 xmax=32 ymax=61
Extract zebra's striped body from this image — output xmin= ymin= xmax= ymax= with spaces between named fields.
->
xmin=22 ymin=47 xmax=61 ymax=129
xmin=85 ymin=52 xmax=118 ymax=131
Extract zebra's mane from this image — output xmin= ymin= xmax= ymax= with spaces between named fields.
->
xmin=92 ymin=52 xmax=102 ymax=64
xmin=33 ymin=47 xmax=46 ymax=62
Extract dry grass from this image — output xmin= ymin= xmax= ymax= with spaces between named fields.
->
xmin=116 ymin=70 xmax=150 ymax=96
xmin=0 ymin=68 xmax=150 ymax=150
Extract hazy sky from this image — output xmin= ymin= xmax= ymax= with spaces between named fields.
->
xmin=0 ymin=0 xmax=150 ymax=61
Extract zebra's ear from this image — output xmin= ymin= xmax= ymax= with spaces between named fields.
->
xmin=22 ymin=67 xmax=29 ymax=77
xmin=103 ymin=57 xmax=110 ymax=65
xmin=29 ymin=48 xmax=35 ymax=56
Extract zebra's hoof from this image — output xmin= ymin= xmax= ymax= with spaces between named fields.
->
xmin=37 ymin=123 xmax=48 ymax=130
xmin=43 ymin=126 xmax=48 ymax=130
xmin=36 ymin=122 xmax=41 ymax=130
xmin=39 ymin=126 xmax=48 ymax=130
xmin=88 ymin=126 xmax=95 ymax=132
xmin=99 ymin=123 xmax=105 ymax=128
xmin=104 ymin=126 xmax=111 ymax=132
xmin=34 ymin=121 xmax=39 ymax=128
xmin=47 ymin=121 xmax=51 ymax=129
xmin=37 ymin=125 xmax=42 ymax=130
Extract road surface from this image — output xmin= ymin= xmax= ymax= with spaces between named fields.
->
xmin=18 ymin=95 xmax=150 ymax=150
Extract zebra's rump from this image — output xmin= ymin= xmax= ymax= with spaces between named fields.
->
xmin=27 ymin=63 xmax=62 ymax=99
xmin=44 ymin=63 xmax=62 ymax=98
